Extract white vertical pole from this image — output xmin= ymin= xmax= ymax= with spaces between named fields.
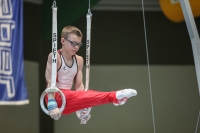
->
xmin=179 ymin=1 xmax=200 ymax=132
xmin=179 ymin=0 xmax=200 ymax=94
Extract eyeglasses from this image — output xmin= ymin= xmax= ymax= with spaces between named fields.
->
xmin=64 ymin=38 xmax=83 ymax=48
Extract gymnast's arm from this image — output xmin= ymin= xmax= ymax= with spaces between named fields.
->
xmin=45 ymin=52 xmax=61 ymax=120
xmin=74 ymin=55 xmax=85 ymax=91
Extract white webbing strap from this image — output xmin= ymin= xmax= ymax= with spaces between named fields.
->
xmin=85 ymin=11 xmax=92 ymax=91
xmin=76 ymin=2 xmax=93 ymax=124
xmin=40 ymin=2 xmax=66 ymax=115
xmin=51 ymin=4 xmax=58 ymax=87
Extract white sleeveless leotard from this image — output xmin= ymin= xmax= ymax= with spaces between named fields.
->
xmin=56 ymin=50 xmax=78 ymax=89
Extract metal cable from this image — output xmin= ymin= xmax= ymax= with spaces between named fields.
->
xmin=141 ymin=0 xmax=156 ymax=133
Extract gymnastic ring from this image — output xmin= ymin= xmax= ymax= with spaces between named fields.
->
xmin=40 ymin=86 xmax=66 ymax=115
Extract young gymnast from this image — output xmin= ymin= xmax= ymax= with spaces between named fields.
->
xmin=45 ymin=25 xmax=137 ymax=123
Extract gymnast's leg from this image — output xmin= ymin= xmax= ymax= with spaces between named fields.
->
xmin=52 ymin=88 xmax=137 ymax=115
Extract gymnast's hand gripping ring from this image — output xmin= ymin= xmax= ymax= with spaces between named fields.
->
xmin=40 ymin=86 xmax=66 ymax=115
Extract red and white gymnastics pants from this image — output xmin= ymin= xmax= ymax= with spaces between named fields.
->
xmin=46 ymin=89 xmax=118 ymax=115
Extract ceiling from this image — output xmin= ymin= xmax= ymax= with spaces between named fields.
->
xmin=92 ymin=0 xmax=161 ymax=11
xmin=23 ymin=0 xmax=43 ymax=4
xmin=23 ymin=0 xmax=161 ymax=11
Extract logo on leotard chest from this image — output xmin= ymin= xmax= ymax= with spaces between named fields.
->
xmin=62 ymin=66 xmax=66 ymax=70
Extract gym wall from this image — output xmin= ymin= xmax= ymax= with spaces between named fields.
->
xmin=0 ymin=1 xmax=199 ymax=133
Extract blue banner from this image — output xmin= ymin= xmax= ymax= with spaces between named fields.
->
xmin=0 ymin=0 xmax=29 ymax=105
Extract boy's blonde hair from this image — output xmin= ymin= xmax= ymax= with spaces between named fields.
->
xmin=61 ymin=26 xmax=83 ymax=39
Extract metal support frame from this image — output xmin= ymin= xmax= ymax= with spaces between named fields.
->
xmin=179 ymin=0 xmax=200 ymax=95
